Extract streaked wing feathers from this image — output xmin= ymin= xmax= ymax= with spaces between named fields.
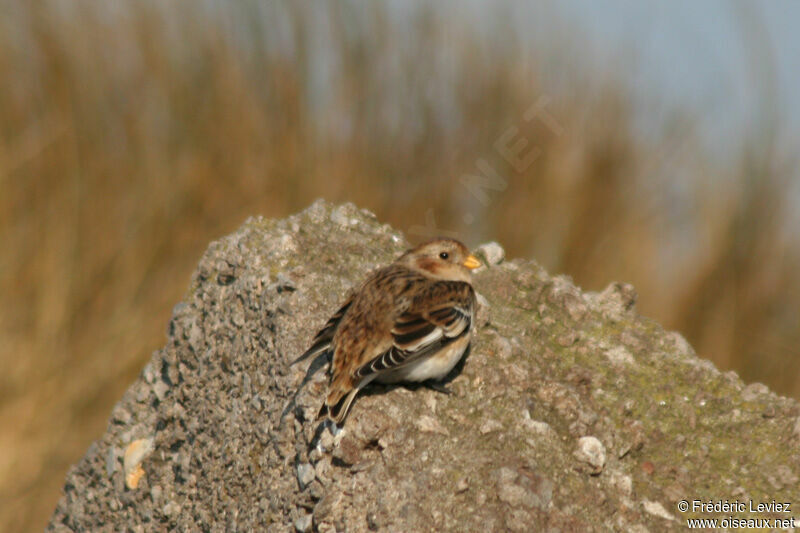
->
xmin=355 ymin=282 xmax=474 ymax=378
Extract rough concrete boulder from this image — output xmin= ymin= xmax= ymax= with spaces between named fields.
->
xmin=48 ymin=201 xmax=800 ymax=532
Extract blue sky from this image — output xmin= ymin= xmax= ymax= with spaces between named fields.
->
xmin=551 ymin=0 xmax=800 ymax=153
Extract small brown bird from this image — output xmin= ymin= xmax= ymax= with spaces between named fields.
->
xmin=292 ymin=238 xmax=481 ymax=425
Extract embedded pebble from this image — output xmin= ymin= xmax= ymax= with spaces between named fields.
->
xmin=492 ymin=335 xmax=512 ymax=359
xmin=608 ymin=471 xmax=633 ymax=497
xmin=424 ymin=394 xmax=438 ymax=413
xmin=480 ymin=419 xmax=504 ymax=434
xmin=522 ymin=409 xmax=553 ymax=434
xmin=574 ymin=436 xmax=606 ymax=474
xmin=152 ymin=380 xmax=170 ymax=401
xmin=162 ymin=501 xmax=181 ymax=516
xmin=742 ymin=382 xmax=769 ymax=401
xmin=557 ymin=331 xmax=579 ymax=347
xmin=279 ymin=234 xmax=298 ymax=254
xmin=296 ymin=463 xmax=315 ymax=490
xmin=105 ymin=447 xmax=118 ymax=478
xmin=605 ymin=345 xmax=635 ymax=366
xmin=331 ymin=205 xmax=357 ymax=227
xmin=476 ymin=292 xmax=489 ymax=310
xmin=776 ymin=464 xmax=798 ymax=485
xmin=273 ymin=272 xmax=296 ymax=293
xmin=314 ymin=456 xmax=332 ymax=484
xmin=522 ymin=417 xmax=553 ymax=436
xmin=493 ymin=467 xmax=553 ymax=510
xmin=665 ymin=331 xmax=694 ymax=357
xmin=318 ymin=428 xmax=335 ymax=452
xmin=416 ymin=415 xmax=449 ymax=436
xmin=295 ymin=512 xmax=312 ymax=532
xmin=111 ymin=407 xmax=132 ymax=425
xmin=642 ymin=500 xmax=675 ymax=521
xmin=476 ymin=242 xmax=505 ymax=266
xmin=594 ymin=282 xmax=638 ymax=320
xmin=563 ymin=295 xmax=588 ymax=322
xmin=123 ymin=437 xmax=154 ymax=489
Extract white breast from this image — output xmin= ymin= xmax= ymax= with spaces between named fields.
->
xmin=376 ymin=335 xmax=470 ymax=384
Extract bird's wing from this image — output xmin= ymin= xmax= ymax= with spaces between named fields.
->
xmin=354 ymin=281 xmax=475 ymax=378
xmin=290 ymin=296 xmax=353 ymax=366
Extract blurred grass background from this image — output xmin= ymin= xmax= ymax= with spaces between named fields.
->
xmin=1 ymin=1 xmax=798 ymax=530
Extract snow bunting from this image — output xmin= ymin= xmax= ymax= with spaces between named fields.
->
xmin=292 ymin=238 xmax=481 ymax=425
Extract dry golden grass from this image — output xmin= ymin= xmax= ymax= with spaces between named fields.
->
xmin=1 ymin=2 xmax=797 ymax=531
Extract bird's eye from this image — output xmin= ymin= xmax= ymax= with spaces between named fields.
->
xmin=439 ymin=252 xmax=449 ymax=260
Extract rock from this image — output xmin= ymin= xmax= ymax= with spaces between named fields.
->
xmin=664 ymin=331 xmax=694 ymax=357
xmin=294 ymin=512 xmax=312 ymax=532
xmin=574 ymin=436 xmax=606 ymax=475
xmin=416 ymin=415 xmax=449 ymax=436
xmin=47 ymin=201 xmax=800 ymax=532
xmin=742 ymin=382 xmax=770 ymax=401
xmin=793 ymin=416 xmax=800 ymax=444
xmin=479 ymin=419 xmax=504 ymax=435
xmin=105 ymin=447 xmax=118 ymax=478
xmin=608 ymin=471 xmax=633 ymax=497
xmin=492 ymin=335 xmax=513 ymax=359
xmin=522 ymin=416 xmax=552 ymax=436
xmin=296 ymin=463 xmax=315 ymax=490
xmin=476 ymin=241 xmax=505 ymax=266
xmin=122 ymin=437 xmax=154 ymax=490
xmin=493 ymin=467 xmax=552 ymax=510
xmin=605 ymin=345 xmax=635 ymax=366
xmin=589 ymin=281 xmax=638 ymax=321
xmin=151 ymin=380 xmax=170 ymax=401
xmin=641 ymin=500 xmax=675 ymax=521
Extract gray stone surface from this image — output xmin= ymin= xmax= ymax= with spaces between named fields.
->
xmin=48 ymin=200 xmax=800 ymax=532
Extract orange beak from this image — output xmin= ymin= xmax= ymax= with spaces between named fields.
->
xmin=463 ymin=254 xmax=481 ymax=269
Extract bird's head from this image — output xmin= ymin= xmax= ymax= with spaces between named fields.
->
xmin=398 ymin=238 xmax=481 ymax=281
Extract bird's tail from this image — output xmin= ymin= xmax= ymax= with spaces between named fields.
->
xmin=319 ymin=374 xmax=376 ymax=425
